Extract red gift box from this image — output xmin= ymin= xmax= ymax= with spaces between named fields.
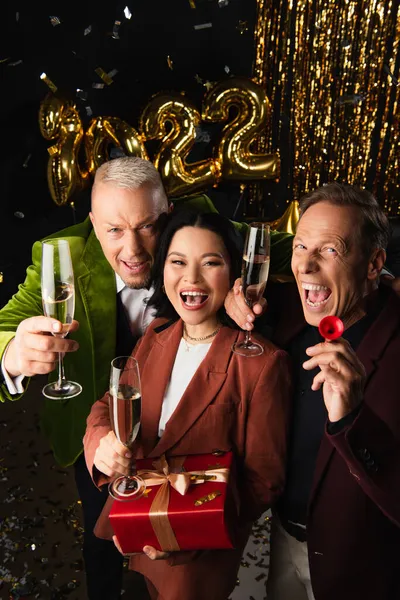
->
xmin=108 ymin=452 xmax=238 ymax=554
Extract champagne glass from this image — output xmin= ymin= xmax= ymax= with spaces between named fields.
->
xmin=41 ymin=239 xmax=82 ymax=399
xmin=108 ymin=356 xmax=145 ymax=502
xmin=232 ymin=223 xmax=271 ymax=357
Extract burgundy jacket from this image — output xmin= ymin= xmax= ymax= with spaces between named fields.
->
xmin=84 ymin=320 xmax=291 ymax=600
xmin=272 ymin=284 xmax=400 ymax=600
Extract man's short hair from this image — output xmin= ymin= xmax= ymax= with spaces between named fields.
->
xmin=299 ymin=182 xmax=391 ymax=255
xmin=93 ymin=156 xmax=168 ymax=205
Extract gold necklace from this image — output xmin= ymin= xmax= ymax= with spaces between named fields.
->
xmin=183 ymin=324 xmax=221 ymax=342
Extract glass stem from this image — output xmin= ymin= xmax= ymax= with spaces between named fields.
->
xmin=56 ymin=352 xmax=67 ymax=390
xmin=244 ymin=330 xmax=252 ymax=347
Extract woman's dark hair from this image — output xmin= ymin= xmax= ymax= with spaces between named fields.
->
xmin=149 ymin=210 xmax=243 ymax=326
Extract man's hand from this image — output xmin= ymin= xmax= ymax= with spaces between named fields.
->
xmin=224 ymin=278 xmax=267 ymax=331
xmin=4 ymin=317 xmax=79 ymax=378
xmin=94 ymin=431 xmax=132 ymax=478
xmin=112 ymin=536 xmax=170 ymax=560
xmin=303 ymin=338 xmax=366 ymax=422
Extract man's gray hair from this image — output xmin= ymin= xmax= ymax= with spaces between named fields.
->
xmin=93 ymin=156 xmax=168 ymax=203
xmin=299 ymin=182 xmax=391 ymax=255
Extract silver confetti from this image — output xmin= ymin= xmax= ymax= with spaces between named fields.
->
xmin=335 ymin=94 xmax=365 ymax=106
xmin=108 ymin=68 xmax=118 ymax=78
xmin=84 ymin=24 xmax=92 ymax=36
xmin=92 ymin=82 xmax=105 ymax=89
xmin=194 ymin=23 xmax=212 ymax=30
xmin=124 ymin=6 xmax=132 ymax=19
xmin=112 ymin=20 xmax=121 ymax=39
xmin=49 ymin=16 xmax=61 ymax=27
xmin=218 ymin=0 xmax=229 ymax=6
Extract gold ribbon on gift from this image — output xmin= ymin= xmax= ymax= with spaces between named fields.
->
xmin=137 ymin=455 xmax=229 ymax=552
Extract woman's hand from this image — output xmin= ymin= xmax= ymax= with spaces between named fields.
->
xmin=112 ymin=536 xmax=170 ymax=560
xmin=93 ymin=430 xmax=132 ymax=478
xmin=224 ymin=278 xmax=267 ymax=330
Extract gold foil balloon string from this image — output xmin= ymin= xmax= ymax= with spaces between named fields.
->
xmin=253 ymin=0 xmax=400 ymax=215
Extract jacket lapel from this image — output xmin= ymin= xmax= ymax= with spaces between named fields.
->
xmin=78 ymin=230 xmax=117 ymax=399
xmin=141 ymin=323 xmax=239 ymax=458
xmin=139 ymin=320 xmax=183 ymax=455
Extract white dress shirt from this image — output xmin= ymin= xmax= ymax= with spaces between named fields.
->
xmin=158 ymin=338 xmax=211 ymax=437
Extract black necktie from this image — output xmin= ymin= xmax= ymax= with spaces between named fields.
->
xmin=115 ymin=293 xmax=138 ymax=357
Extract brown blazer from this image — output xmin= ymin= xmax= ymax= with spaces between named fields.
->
xmin=271 ymin=284 xmax=400 ymax=600
xmin=84 ymin=320 xmax=291 ymax=600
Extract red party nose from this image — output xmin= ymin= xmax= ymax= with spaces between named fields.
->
xmin=318 ymin=316 xmax=344 ymax=341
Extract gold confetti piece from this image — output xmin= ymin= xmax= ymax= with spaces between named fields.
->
xmin=49 ymin=16 xmax=61 ymax=26
xmin=203 ymin=80 xmax=214 ymax=91
xmin=194 ymin=490 xmax=222 ymax=506
xmin=189 ymin=0 xmax=196 ymax=7
xmin=95 ymin=67 xmax=113 ymax=85
xmin=0 ymin=57 xmax=10 ymax=63
xmin=237 ymin=20 xmax=249 ymax=34
xmin=167 ymin=55 xmax=174 ymax=70
xmin=0 ymin=272 xmax=3 ymax=283
xmin=40 ymin=72 xmax=58 ymax=93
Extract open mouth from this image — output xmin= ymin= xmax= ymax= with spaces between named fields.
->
xmin=121 ymin=260 xmax=149 ymax=274
xmin=180 ymin=290 xmax=209 ymax=309
xmin=302 ymin=282 xmax=332 ymax=308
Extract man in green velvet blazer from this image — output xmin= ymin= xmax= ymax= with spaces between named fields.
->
xmin=0 ymin=156 xmax=293 ymax=599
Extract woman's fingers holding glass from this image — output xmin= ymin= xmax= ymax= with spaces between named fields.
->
xmin=143 ymin=546 xmax=171 ymax=560
xmin=94 ymin=431 xmax=132 ymax=478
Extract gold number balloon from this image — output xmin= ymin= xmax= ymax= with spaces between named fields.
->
xmin=85 ymin=116 xmax=149 ymax=175
xmin=268 ymin=200 xmax=300 ymax=234
xmin=46 ymin=104 xmax=89 ymax=206
xmin=38 ymin=93 xmax=67 ymax=141
xmin=140 ymin=93 xmax=219 ymax=197
xmin=202 ymin=77 xmax=280 ymax=181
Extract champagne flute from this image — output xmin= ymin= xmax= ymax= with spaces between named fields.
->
xmin=232 ymin=223 xmax=271 ymax=357
xmin=108 ymin=356 xmax=145 ymax=502
xmin=41 ymin=239 xmax=82 ymax=399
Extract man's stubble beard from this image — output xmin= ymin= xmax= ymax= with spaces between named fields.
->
xmin=123 ymin=270 xmax=153 ymax=290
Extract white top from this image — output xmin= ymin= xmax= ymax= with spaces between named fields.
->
xmin=158 ymin=338 xmax=212 ymax=437
xmin=2 ymin=273 xmax=156 ymax=394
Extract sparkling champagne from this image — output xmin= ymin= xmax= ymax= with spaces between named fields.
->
xmin=42 ymin=282 xmax=75 ymax=337
xmin=242 ymin=254 xmax=270 ymax=306
xmin=109 ymin=384 xmax=141 ymax=449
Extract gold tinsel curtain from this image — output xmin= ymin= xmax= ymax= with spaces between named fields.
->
xmin=253 ymin=0 xmax=400 ymax=215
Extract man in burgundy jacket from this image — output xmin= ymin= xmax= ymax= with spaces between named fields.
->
xmin=256 ymin=182 xmax=400 ymax=600
xmin=216 ymin=183 xmax=399 ymax=599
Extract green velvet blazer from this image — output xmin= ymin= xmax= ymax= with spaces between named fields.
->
xmin=0 ymin=194 xmax=293 ymax=467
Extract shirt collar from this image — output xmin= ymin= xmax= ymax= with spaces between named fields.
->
xmin=115 ymin=273 xmax=125 ymax=294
